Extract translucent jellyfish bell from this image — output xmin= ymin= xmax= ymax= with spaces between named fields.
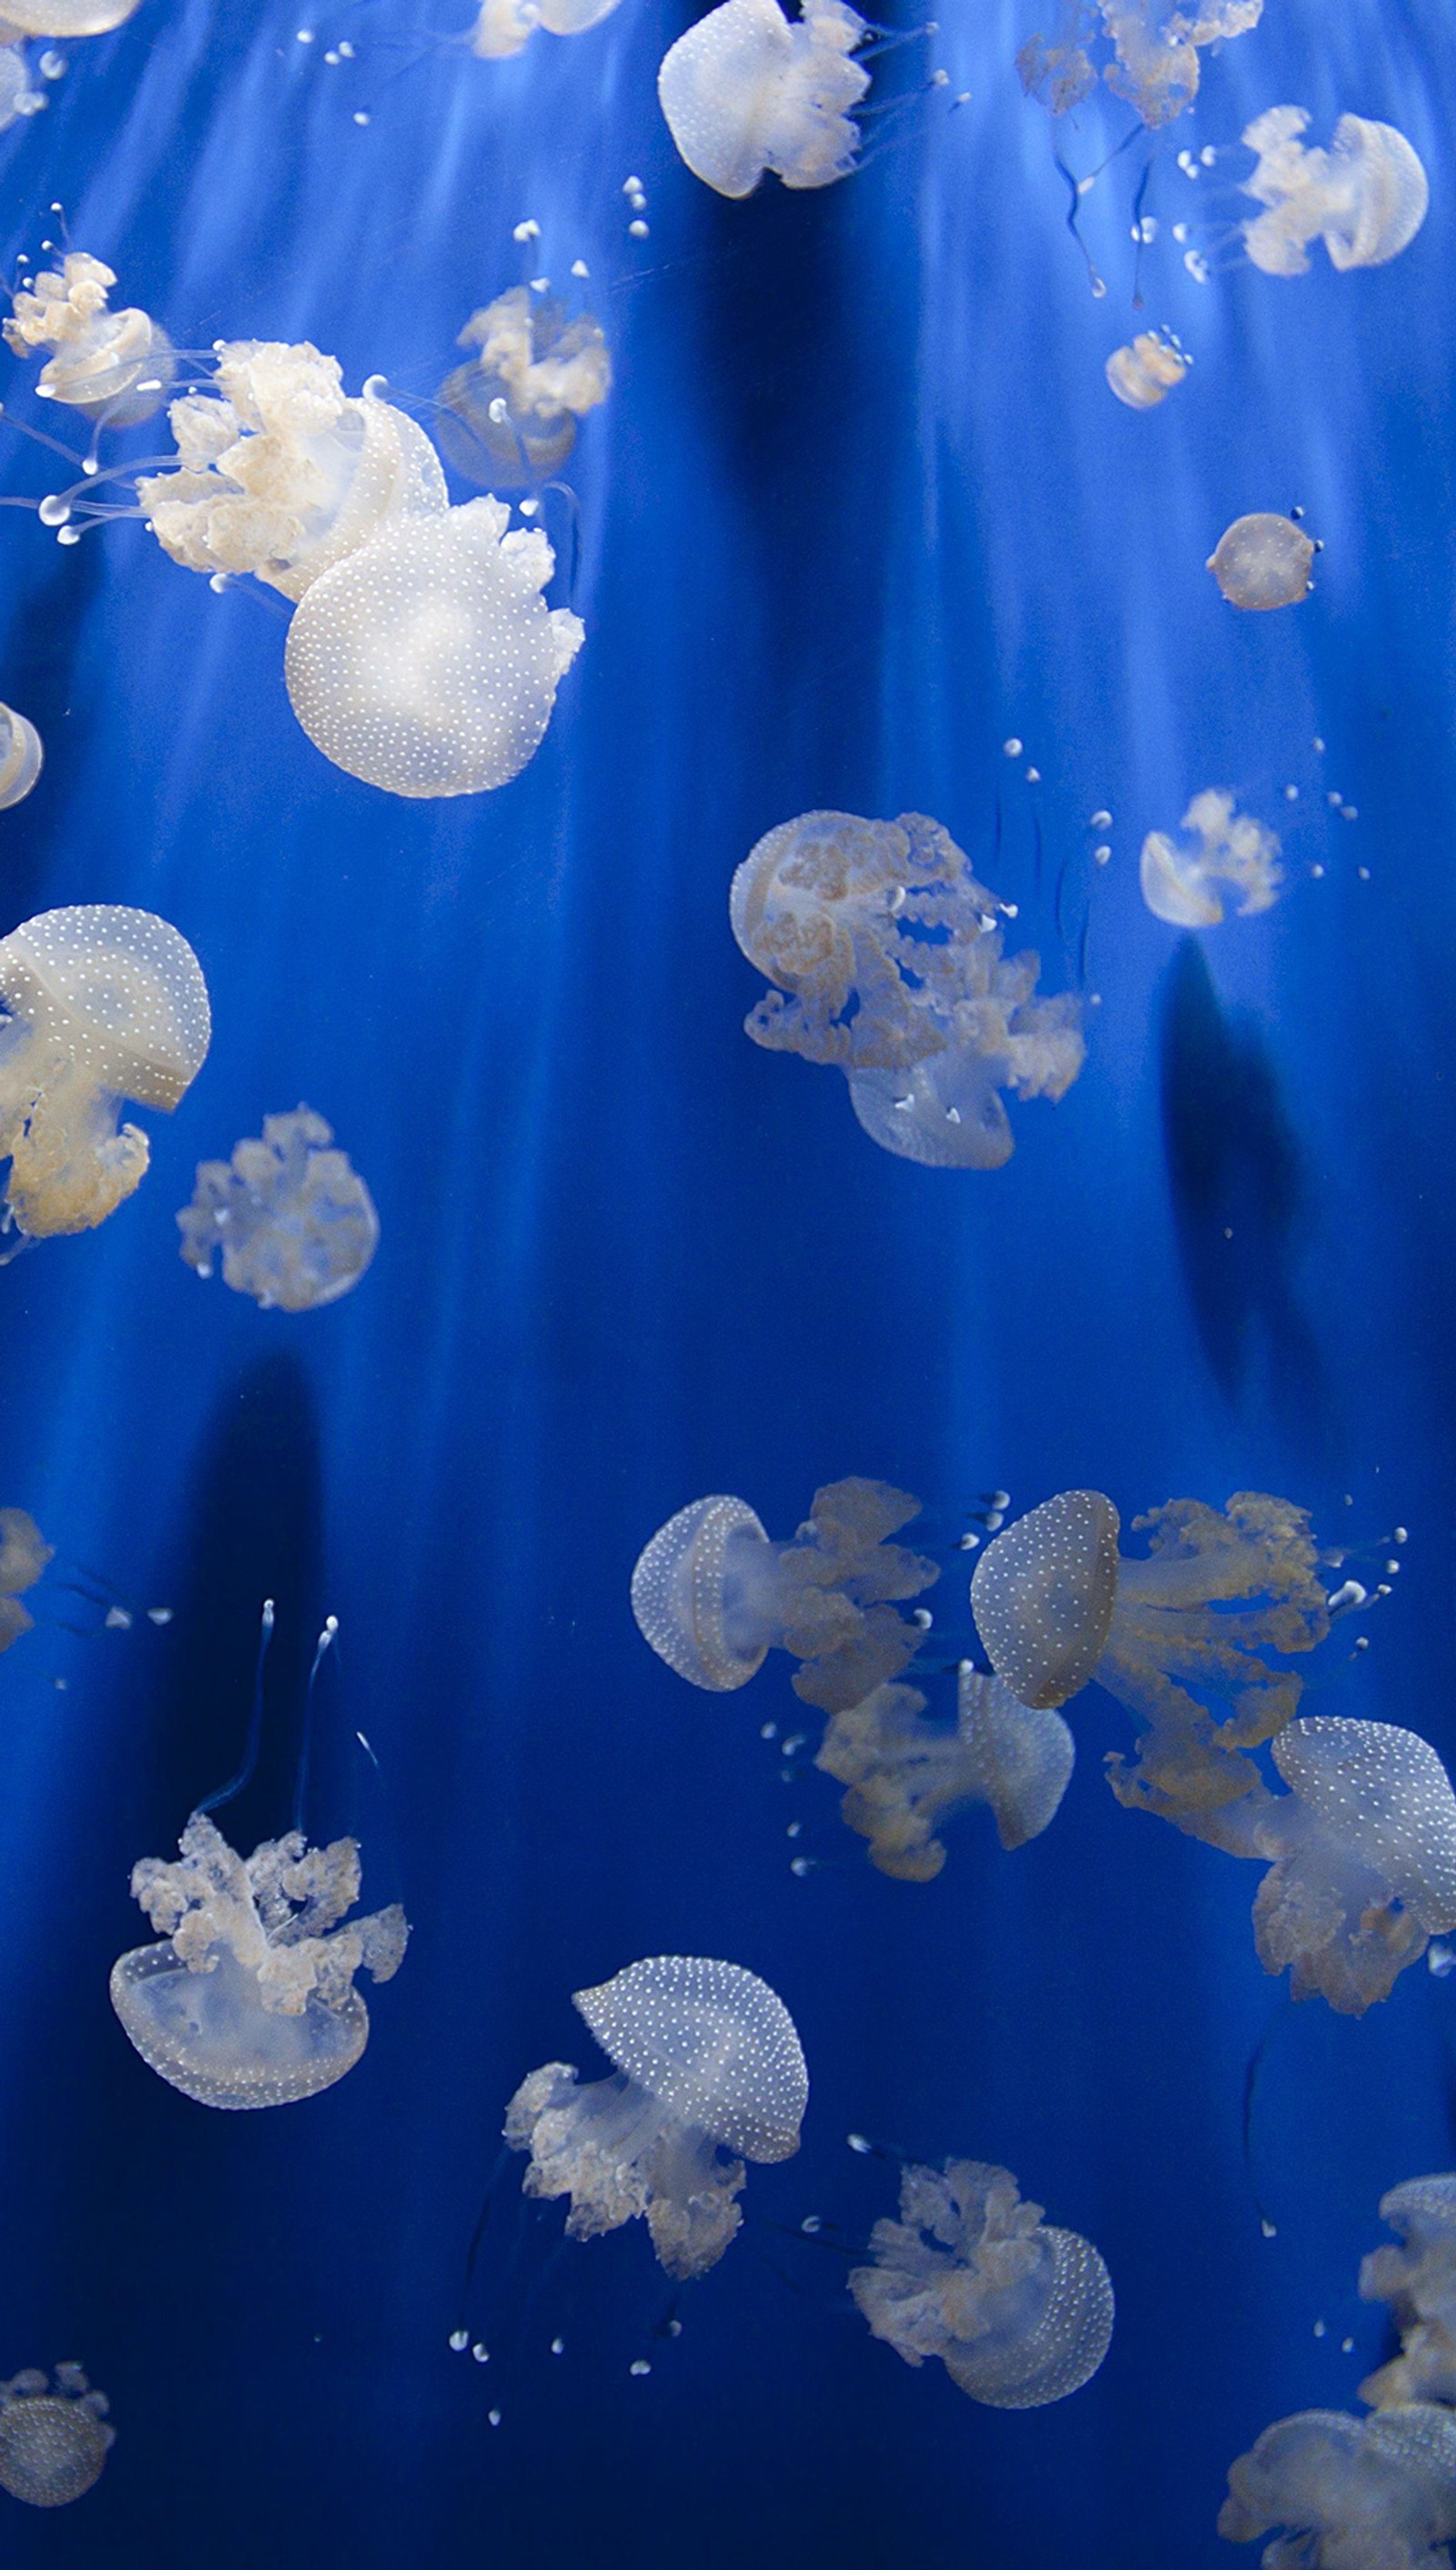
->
xmin=850 ymin=2160 xmax=1114 ymax=2408
xmin=0 ymin=1506 xmax=52 ymax=1651
xmin=1219 ymin=2404 xmax=1456 ymax=2570
xmin=658 ymin=0 xmax=870 ymax=198
xmin=435 ymin=290 xmax=611 ymax=490
xmin=1018 ymin=0 xmax=1262 ymax=128
xmin=1208 ymin=514 xmax=1317 ymax=612
xmin=969 ymin=1490 xmax=1120 ymax=1711
xmin=1360 ymin=2175 xmax=1456 ymax=2411
xmin=1106 ymin=329 xmax=1188 ymax=410
xmin=816 ymin=1671 xmax=1076 ymax=1879
xmin=3 ymin=252 xmax=171 ymax=426
xmin=506 ymin=1956 xmax=808 ymax=2279
xmin=0 ymin=0 xmax=142 ymax=27
xmin=470 ymin=0 xmax=621 ymax=55
xmin=1139 ymin=790 xmax=1284 ymax=926
xmin=1242 ymin=107 xmax=1430 ymax=278
xmin=282 ymin=498 xmax=584 ymax=798
xmin=0 ymin=904 xmax=210 ymax=1245
xmin=177 ymin=1106 xmax=379 ymax=1312
xmin=0 ymin=703 xmax=42 ymax=811
xmin=0 ymin=2364 xmax=114 ymax=2508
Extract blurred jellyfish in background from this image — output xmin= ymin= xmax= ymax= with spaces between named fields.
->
xmin=1105 ymin=329 xmax=1188 ymax=409
xmin=0 ymin=702 xmax=42 ymax=808
xmin=0 ymin=2365 xmax=113 ymax=2508
xmin=177 ymin=1107 xmax=379 ymax=1313
xmin=731 ymin=811 xmax=1084 ymax=1169
xmin=0 ymin=0 xmax=144 ymax=26
xmin=632 ymin=1478 xmax=936 ymax=1713
xmin=110 ymin=1811 xmax=409 ymax=2109
xmin=658 ymin=0 xmax=870 ymax=197
xmin=1360 ymin=2178 xmax=1456 ymax=2410
xmin=0 ymin=1506 xmax=51 ymax=1649
xmin=506 ymin=1956 xmax=808 ymax=2280
xmin=0 ymin=48 xmax=42 ymax=129
xmin=435 ymin=289 xmax=611 ymax=489
xmin=1139 ymin=791 xmax=1283 ymax=926
xmin=1220 ymin=2406 xmax=1456 ymax=2569
xmin=4 ymin=252 xmax=171 ymax=425
xmin=1241 ymin=108 xmax=1430 ymax=277
xmin=470 ymin=0 xmax=622 ymax=58
xmin=0 ymin=905 xmax=210 ymax=1252
xmin=850 ymin=2160 xmax=1114 ymax=2407
xmin=815 ymin=1670 xmax=1075 ymax=1879
xmin=1208 ymin=514 xmax=1317 ymax=612
xmin=1018 ymin=0 xmax=1261 ymax=127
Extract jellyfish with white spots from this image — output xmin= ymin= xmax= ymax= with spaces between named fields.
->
xmin=850 ymin=2160 xmax=1114 ymax=2407
xmin=4 ymin=252 xmax=171 ymax=425
xmin=0 ymin=703 xmax=43 ymax=809
xmin=632 ymin=1478 xmax=937 ymax=1714
xmin=815 ymin=1670 xmax=1075 ymax=1879
xmin=0 ymin=905 xmax=210 ymax=1251
xmin=1360 ymin=2177 xmax=1456 ymax=2411
xmin=658 ymin=0 xmax=871 ymax=198
xmin=1105 ymin=329 xmax=1188 ymax=409
xmin=0 ymin=1507 xmax=51 ymax=1651
xmin=1139 ymin=790 xmax=1283 ymax=926
xmin=0 ymin=2365 xmax=114 ymax=2509
xmin=177 ymin=1106 xmax=378 ymax=1312
xmin=1220 ymin=2404 xmax=1456 ymax=2570
xmin=470 ymin=0 xmax=622 ymax=59
xmin=435 ymin=289 xmax=611 ymax=489
xmin=1241 ymin=108 xmax=1429 ymax=278
xmin=1208 ymin=514 xmax=1317 ymax=612
xmin=1018 ymin=0 xmax=1261 ymax=128
xmin=505 ymin=1956 xmax=808 ymax=2280
xmin=731 ymin=812 xmax=1084 ymax=1169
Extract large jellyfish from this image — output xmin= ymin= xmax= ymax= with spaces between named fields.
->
xmin=1241 ymin=109 xmax=1430 ymax=277
xmin=177 ymin=1106 xmax=379 ymax=1312
xmin=0 ymin=2365 xmax=113 ymax=2508
xmin=505 ymin=1956 xmax=808 ymax=2280
xmin=1208 ymin=515 xmax=1317 ymax=613
xmin=4 ymin=252 xmax=171 ymax=426
xmin=850 ymin=2160 xmax=1114 ymax=2408
xmin=815 ymin=1670 xmax=1075 ymax=1879
xmin=0 ymin=0 xmax=143 ymax=26
xmin=470 ymin=0 xmax=621 ymax=59
xmin=110 ymin=1811 xmax=409 ymax=2109
xmin=658 ymin=0 xmax=871 ymax=198
xmin=1219 ymin=2405 xmax=1456 ymax=2570
xmin=1018 ymin=0 xmax=1261 ymax=128
xmin=0 ymin=702 xmax=43 ymax=809
xmin=1105 ymin=329 xmax=1188 ymax=409
xmin=731 ymin=811 xmax=1084 ymax=1169
xmin=1360 ymin=2177 xmax=1456 ymax=2411
xmin=435 ymin=289 xmax=611 ymax=489
xmin=0 ymin=905 xmax=210 ymax=1249
xmin=0 ymin=1507 xmax=51 ymax=1650
xmin=1139 ymin=790 xmax=1284 ymax=926
xmin=631 ymin=1478 xmax=936 ymax=1713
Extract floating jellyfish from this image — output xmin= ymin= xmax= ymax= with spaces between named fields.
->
xmin=3 ymin=252 xmax=171 ymax=426
xmin=470 ymin=0 xmax=621 ymax=58
xmin=658 ymin=0 xmax=871 ymax=198
xmin=1139 ymin=790 xmax=1283 ymax=926
xmin=177 ymin=1106 xmax=379 ymax=1312
xmin=435 ymin=289 xmax=611 ymax=489
xmin=632 ymin=1478 xmax=936 ymax=1714
xmin=1219 ymin=2404 xmax=1456 ymax=2570
xmin=0 ymin=2365 xmax=113 ymax=2508
xmin=505 ymin=1956 xmax=808 ymax=2280
xmin=0 ymin=905 xmax=210 ymax=1250
xmin=1105 ymin=329 xmax=1188 ymax=409
xmin=1241 ymin=108 xmax=1430 ymax=278
xmin=0 ymin=46 xmax=42 ymax=130
xmin=1208 ymin=514 xmax=1317 ymax=612
xmin=850 ymin=2160 xmax=1114 ymax=2407
xmin=731 ymin=811 xmax=1084 ymax=1169
xmin=0 ymin=703 xmax=42 ymax=809
xmin=816 ymin=1670 xmax=1075 ymax=1879
xmin=0 ymin=1506 xmax=51 ymax=1650
xmin=1360 ymin=2177 xmax=1456 ymax=2410
xmin=110 ymin=1811 xmax=409 ymax=2109
xmin=0 ymin=0 xmax=143 ymax=26
xmin=1018 ymin=0 xmax=1261 ymax=128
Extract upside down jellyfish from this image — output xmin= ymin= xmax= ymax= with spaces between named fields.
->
xmin=0 ymin=2365 xmax=113 ymax=2509
xmin=1360 ymin=2176 xmax=1456 ymax=2412
xmin=470 ymin=0 xmax=621 ymax=53
xmin=1139 ymin=791 xmax=1284 ymax=926
xmin=4 ymin=251 xmax=170 ymax=424
xmin=1208 ymin=516 xmax=1317 ymax=613
xmin=1220 ymin=2405 xmax=1456 ymax=2570
xmin=506 ymin=1955 xmax=808 ymax=2279
xmin=1241 ymin=108 xmax=1430 ymax=277
xmin=177 ymin=1106 xmax=379 ymax=1311
xmin=815 ymin=1669 xmax=1075 ymax=1879
xmin=658 ymin=0 xmax=870 ymax=197
xmin=0 ymin=1507 xmax=51 ymax=1651
xmin=436 ymin=290 xmax=611 ymax=488
xmin=1017 ymin=0 xmax=1261 ymax=127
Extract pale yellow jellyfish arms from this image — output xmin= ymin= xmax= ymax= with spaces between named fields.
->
xmin=1018 ymin=0 xmax=1263 ymax=128
xmin=1219 ymin=2405 xmax=1456 ymax=2569
xmin=1208 ymin=512 xmax=1317 ymax=612
xmin=1139 ymin=790 xmax=1283 ymax=926
xmin=1105 ymin=329 xmax=1188 ymax=410
xmin=658 ymin=0 xmax=871 ymax=198
xmin=436 ymin=289 xmax=612 ymax=489
xmin=1359 ymin=2177 xmax=1456 ymax=2410
xmin=1241 ymin=106 xmax=1430 ymax=276
xmin=3 ymin=252 xmax=171 ymax=426
xmin=470 ymin=0 xmax=622 ymax=56
xmin=0 ymin=703 xmax=42 ymax=810
xmin=0 ymin=1506 xmax=52 ymax=1651
xmin=0 ymin=2365 xmax=114 ymax=2509
xmin=816 ymin=1672 xmax=1075 ymax=1880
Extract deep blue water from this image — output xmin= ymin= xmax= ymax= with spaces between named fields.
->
xmin=0 ymin=0 xmax=1451 ymax=2560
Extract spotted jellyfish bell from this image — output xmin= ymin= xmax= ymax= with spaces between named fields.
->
xmin=0 ymin=2364 xmax=114 ymax=2509
xmin=0 ymin=702 xmax=42 ymax=809
xmin=1208 ymin=511 xmax=1317 ymax=612
xmin=658 ymin=0 xmax=871 ymax=198
xmin=470 ymin=0 xmax=622 ymax=58
xmin=1359 ymin=2175 xmax=1456 ymax=2409
xmin=815 ymin=1670 xmax=1076 ymax=1880
xmin=177 ymin=1105 xmax=379 ymax=1313
xmin=1139 ymin=790 xmax=1283 ymax=926
xmin=435 ymin=289 xmax=611 ymax=490
xmin=1241 ymin=106 xmax=1430 ymax=278
xmin=1219 ymin=2403 xmax=1456 ymax=2570
xmin=3 ymin=251 xmax=171 ymax=427
xmin=1105 ymin=329 xmax=1188 ymax=410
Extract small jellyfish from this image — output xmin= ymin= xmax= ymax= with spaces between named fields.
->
xmin=1105 ymin=328 xmax=1188 ymax=409
xmin=0 ymin=2364 xmax=114 ymax=2508
xmin=1360 ymin=2176 xmax=1456 ymax=2410
xmin=177 ymin=1106 xmax=379 ymax=1312
xmin=0 ymin=905 xmax=210 ymax=1248
xmin=631 ymin=1478 xmax=937 ymax=1713
xmin=731 ymin=812 xmax=1084 ymax=1169
xmin=849 ymin=2160 xmax=1114 ymax=2407
xmin=282 ymin=498 xmax=583 ymax=798
xmin=435 ymin=289 xmax=611 ymax=489
xmin=1139 ymin=790 xmax=1283 ymax=926
xmin=470 ymin=0 xmax=621 ymax=53
xmin=1208 ymin=514 xmax=1317 ymax=612
xmin=658 ymin=0 xmax=871 ymax=199
xmin=110 ymin=1811 xmax=409 ymax=2110
xmin=3 ymin=251 xmax=171 ymax=425
xmin=815 ymin=1670 xmax=1075 ymax=1879
xmin=0 ymin=1506 xmax=52 ymax=1651
xmin=1241 ymin=107 xmax=1430 ymax=278
xmin=505 ymin=1955 xmax=808 ymax=2280
xmin=0 ymin=703 xmax=43 ymax=809
xmin=1018 ymin=0 xmax=1262 ymax=129
xmin=1219 ymin=2403 xmax=1456 ymax=2570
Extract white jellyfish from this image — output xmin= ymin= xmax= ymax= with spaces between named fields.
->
xmin=0 ymin=905 xmax=210 ymax=1249
xmin=631 ymin=1478 xmax=936 ymax=1714
xmin=0 ymin=1506 xmax=51 ymax=1650
xmin=470 ymin=0 xmax=621 ymax=58
xmin=435 ymin=289 xmax=611 ymax=489
xmin=110 ymin=1810 xmax=409 ymax=2109
xmin=850 ymin=2159 xmax=1114 ymax=2408
xmin=0 ymin=0 xmax=142 ymax=27
xmin=1241 ymin=107 xmax=1430 ymax=278
xmin=731 ymin=812 xmax=1084 ymax=1169
xmin=177 ymin=1106 xmax=379 ymax=1313
xmin=658 ymin=0 xmax=870 ymax=198
xmin=0 ymin=2365 xmax=114 ymax=2509
xmin=1219 ymin=2404 xmax=1456 ymax=2570
xmin=1360 ymin=2177 xmax=1456 ymax=2411
xmin=1018 ymin=0 xmax=1261 ymax=128
xmin=1105 ymin=329 xmax=1188 ymax=410
xmin=815 ymin=1670 xmax=1075 ymax=1879
xmin=3 ymin=252 xmax=171 ymax=426
xmin=1139 ymin=790 xmax=1284 ymax=926
xmin=0 ymin=702 xmax=43 ymax=810
xmin=1208 ymin=514 xmax=1317 ymax=612
xmin=505 ymin=1956 xmax=808 ymax=2280
xmin=0 ymin=46 xmax=42 ymax=130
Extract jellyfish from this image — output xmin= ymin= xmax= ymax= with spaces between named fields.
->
xmin=469 ymin=0 xmax=622 ymax=58
xmin=177 ymin=1106 xmax=379 ymax=1312
xmin=0 ymin=0 xmax=143 ymax=26
xmin=1241 ymin=108 xmax=1430 ymax=278
xmin=110 ymin=1810 xmax=409 ymax=2109
xmin=0 ymin=2365 xmax=113 ymax=2508
xmin=657 ymin=0 xmax=871 ymax=198
xmin=434 ymin=289 xmax=611 ymax=489
xmin=0 ymin=703 xmax=42 ymax=809
xmin=1360 ymin=2177 xmax=1456 ymax=2411
xmin=1219 ymin=2404 xmax=1456 ymax=2570
xmin=505 ymin=1956 xmax=808 ymax=2280
xmin=1208 ymin=514 xmax=1317 ymax=613
xmin=631 ymin=1478 xmax=936 ymax=1714
xmin=1017 ymin=0 xmax=1261 ymax=128
xmin=0 ymin=905 xmax=210 ymax=1249
xmin=731 ymin=811 xmax=1084 ymax=1169
xmin=0 ymin=1506 xmax=51 ymax=1650
xmin=815 ymin=1670 xmax=1075 ymax=1879
xmin=0 ymin=47 xmax=42 ymax=131
xmin=3 ymin=252 xmax=171 ymax=426
xmin=1105 ymin=329 xmax=1188 ymax=409
xmin=1139 ymin=790 xmax=1284 ymax=926
xmin=849 ymin=2159 xmax=1114 ymax=2408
